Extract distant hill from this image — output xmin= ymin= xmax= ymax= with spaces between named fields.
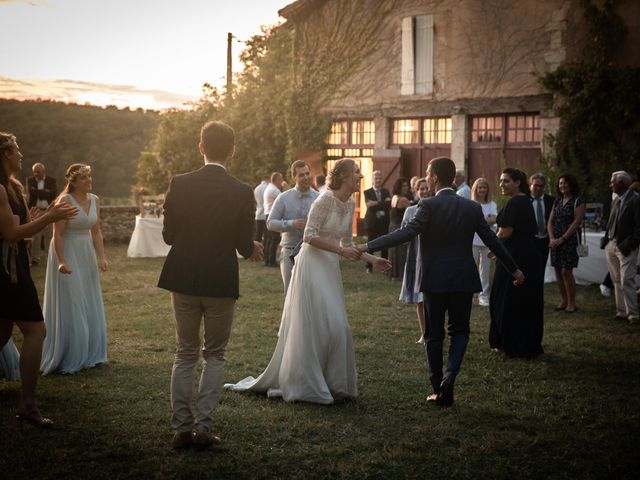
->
xmin=0 ymin=99 xmax=159 ymax=199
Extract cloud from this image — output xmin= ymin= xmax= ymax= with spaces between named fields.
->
xmin=0 ymin=76 xmax=198 ymax=110
xmin=0 ymin=0 xmax=48 ymax=5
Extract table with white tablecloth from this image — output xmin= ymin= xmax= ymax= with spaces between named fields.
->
xmin=544 ymin=231 xmax=608 ymax=285
xmin=127 ymin=215 xmax=170 ymax=258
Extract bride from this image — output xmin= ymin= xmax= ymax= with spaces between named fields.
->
xmin=226 ymin=158 xmax=391 ymax=404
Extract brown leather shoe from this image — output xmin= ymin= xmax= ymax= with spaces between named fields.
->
xmin=426 ymin=393 xmax=439 ymax=403
xmin=192 ymin=431 xmax=222 ymax=449
xmin=171 ymin=431 xmax=193 ymax=450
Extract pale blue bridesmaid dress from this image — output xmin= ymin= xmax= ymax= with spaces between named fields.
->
xmin=0 ymin=338 xmax=20 ymax=381
xmin=41 ymin=193 xmax=107 ymax=374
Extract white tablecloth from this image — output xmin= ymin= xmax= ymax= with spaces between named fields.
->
xmin=127 ymin=215 xmax=170 ymax=258
xmin=544 ymin=232 xmax=607 ymax=285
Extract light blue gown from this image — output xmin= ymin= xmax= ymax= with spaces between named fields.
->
xmin=0 ymin=339 xmax=20 ymax=381
xmin=41 ymin=193 xmax=107 ymax=374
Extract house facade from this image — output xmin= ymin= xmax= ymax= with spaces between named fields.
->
xmin=278 ymin=0 xmax=639 ymax=226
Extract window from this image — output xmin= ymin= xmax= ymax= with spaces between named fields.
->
xmin=423 ymin=117 xmax=452 ymax=144
xmin=507 ymin=114 xmax=540 ymax=144
xmin=327 ymin=121 xmax=348 ymax=146
xmin=471 ymin=116 xmax=503 ymax=143
xmin=392 ymin=119 xmax=420 ymax=144
xmin=401 ymin=15 xmax=434 ymax=95
xmin=351 ymin=120 xmax=375 ymax=146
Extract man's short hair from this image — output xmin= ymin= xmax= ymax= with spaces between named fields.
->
xmin=455 ymin=169 xmax=466 ymax=180
xmin=529 ymin=172 xmax=546 ymax=185
xmin=315 ymin=174 xmax=326 ymax=186
xmin=430 ymin=157 xmax=456 ymax=186
xmin=290 ymin=159 xmax=308 ymax=179
xmin=270 ymin=172 xmax=282 ymax=183
xmin=200 ymin=121 xmax=235 ymax=162
xmin=32 ymin=162 xmax=45 ymax=171
xmin=612 ymin=170 xmax=631 ymax=186
xmin=372 ymin=170 xmax=382 ymax=177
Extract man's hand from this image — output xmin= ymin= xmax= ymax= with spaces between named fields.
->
xmin=341 ymin=246 xmax=362 ymax=261
xmin=512 ymin=269 xmax=525 ymax=286
xmin=248 ymin=241 xmax=264 ymax=262
xmin=374 ymin=257 xmax=392 ymax=272
xmin=292 ymin=218 xmax=306 ymax=230
xmin=356 ymin=244 xmax=368 ymax=253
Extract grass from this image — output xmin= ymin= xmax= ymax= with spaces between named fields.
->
xmin=1 ymin=243 xmax=639 ymax=479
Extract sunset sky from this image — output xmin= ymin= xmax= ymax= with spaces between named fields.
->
xmin=0 ymin=0 xmax=291 ymax=110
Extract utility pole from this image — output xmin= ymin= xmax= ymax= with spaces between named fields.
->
xmin=226 ymin=32 xmax=233 ymax=104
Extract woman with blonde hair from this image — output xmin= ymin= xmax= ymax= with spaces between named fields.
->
xmin=41 ymin=163 xmax=108 ymax=374
xmin=0 ymin=132 xmax=77 ymax=427
xmin=471 ymin=177 xmax=497 ymax=306
xmin=227 ymin=158 xmax=391 ymax=404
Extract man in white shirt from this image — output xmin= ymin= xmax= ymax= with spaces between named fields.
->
xmin=254 ymin=175 xmax=270 ymax=244
xmin=263 ymin=172 xmax=283 ymax=267
xmin=267 ymin=160 xmax=319 ymax=293
xmin=26 ymin=162 xmax=58 ymax=265
xmin=454 ymin=170 xmax=471 ymax=199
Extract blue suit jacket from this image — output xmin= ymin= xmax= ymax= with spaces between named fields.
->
xmin=367 ymin=189 xmax=518 ymax=294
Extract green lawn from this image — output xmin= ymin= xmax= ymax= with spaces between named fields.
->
xmin=1 ymin=243 xmax=638 ymax=479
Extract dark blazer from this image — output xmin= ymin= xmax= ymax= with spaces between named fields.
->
xmin=531 ymin=193 xmax=555 ymax=227
xmin=603 ymin=190 xmax=640 ymax=256
xmin=26 ymin=176 xmax=58 ymax=208
xmin=363 ymin=187 xmax=391 ymax=232
xmin=367 ymin=189 xmax=518 ymax=294
xmin=158 ymin=164 xmax=255 ymax=298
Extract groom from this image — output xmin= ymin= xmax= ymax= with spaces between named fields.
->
xmin=359 ymin=157 xmax=524 ymax=407
xmin=158 ymin=120 xmax=263 ymax=449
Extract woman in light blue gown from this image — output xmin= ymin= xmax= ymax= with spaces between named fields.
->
xmin=41 ymin=164 xmax=108 ymax=375
xmin=0 ymin=338 xmax=20 ymax=381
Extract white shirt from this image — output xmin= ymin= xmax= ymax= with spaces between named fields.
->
xmin=263 ymin=183 xmax=281 ymax=216
xmin=456 ymin=182 xmax=471 ymax=199
xmin=254 ymin=181 xmax=269 ymax=220
xmin=473 ymin=201 xmax=498 ymax=246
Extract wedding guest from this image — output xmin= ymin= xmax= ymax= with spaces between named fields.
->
xmin=529 ymin=173 xmax=555 ymax=274
xmin=254 ymin=175 xmax=270 ymax=244
xmin=490 ymin=168 xmax=544 ymax=359
xmin=263 ymin=172 xmax=282 ymax=267
xmin=548 ymin=174 xmax=585 ymax=313
xmin=0 ymin=338 xmax=20 ymax=381
xmin=363 ymin=170 xmax=390 ymax=273
xmin=26 ymin=162 xmax=58 ymax=265
xmin=41 ymin=164 xmax=108 ymax=374
xmin=267 ymin=160 xmax=319 ymax=294
xmin=399 ymin=178 xmax=429 ymax=344
xmin=0 ymin=132 xmax=77 ymax=428
xmin=601 ymin=171 xmax=640 ymax=325
xmin=158 ymin=120 xmax=263 ymax=449
xmin=409 ymin=175 xmax=420 ymax=202
xmin=454 ymin=170 xmax=471 ymax=199
xmin=471 ymin=178 xmax=497 ymax=307
xmin=226 ymin=158 xmax=391 ymax=404
xmin=388 ymin=177 xmax=412 ymax=279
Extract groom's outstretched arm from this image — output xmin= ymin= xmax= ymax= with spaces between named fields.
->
xmin=361 ymin=200 xmax=429 ymax=253
xmin=476 ymin=213 xmax=518 ymax=274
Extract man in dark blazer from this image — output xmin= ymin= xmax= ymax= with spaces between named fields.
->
xmin=26 ymin=162 xmax=58 ymax=264
xmin=158 ymin=121 xmax=263 ymax=450
xmin=363 ymin=170 xmax=391 ymax=272
xmin=529 ymin=173 xmax=555 ymax=273
xmin=601 ymin=170 xmax=640 ymax=325
xmin=359 ymin=157 xmax=524 ymax=407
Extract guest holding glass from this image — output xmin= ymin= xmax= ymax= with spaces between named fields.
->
xmin=471 ymin=178 xmax=497 ymax=307
xmin=41 ymin=164 xmax=108 ymax=374
xmin=0 ymin=132 xmax=77 ymax=428
xmin=548 ymin=174 xmax=585 ymax=314
xmin=490 ymin=168 xmax=544 ymax=359
xmin=399 ymin=178 xmax=430 ymax=344
xmin=388 ymin=177 xmax=412 ymax=279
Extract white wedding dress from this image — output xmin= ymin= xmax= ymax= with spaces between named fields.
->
xmin=225 ymin=190 xmax=358 ymax=404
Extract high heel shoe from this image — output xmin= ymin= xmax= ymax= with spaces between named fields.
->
xmin=16 ymin=409 xmax=54 ymax=430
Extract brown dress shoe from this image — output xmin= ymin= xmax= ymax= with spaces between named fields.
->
xmin=171 ymin=431 xmax=193 ymax=450
xmin=426 ymin=393 xmax=439 ymax=403
xmin=192 ymin=431 xmax=222 ymax=448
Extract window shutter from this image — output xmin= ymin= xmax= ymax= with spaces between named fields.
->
xmin=415 ymin=15 xmax=433 ymax=95
xmin=401 ymin=16 xmax=415 ymax=95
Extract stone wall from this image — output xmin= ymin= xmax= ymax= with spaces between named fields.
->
xmin=99 ymin=206 xmax=139 ymax=242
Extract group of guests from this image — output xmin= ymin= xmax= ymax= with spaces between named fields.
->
xmin=0 ymin=132 xmax=108 ymax=428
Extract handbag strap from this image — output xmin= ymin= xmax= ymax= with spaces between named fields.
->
xmin=574 ymin=197 xmax=586 ymax=244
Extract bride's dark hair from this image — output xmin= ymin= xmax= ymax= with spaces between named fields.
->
xmin=327 ymin=158 xmax=355 ymax=190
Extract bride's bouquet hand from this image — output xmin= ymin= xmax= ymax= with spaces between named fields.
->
xmin=58 ymin=262 xmax=72 ymax=274
xmin=340 ymin=246 xmax=362 ymax=261
xmin=374 ymin=257 xmax=392 ymax=272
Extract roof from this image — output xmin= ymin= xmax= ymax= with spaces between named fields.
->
xmin=278 ymin=0 xmax=326 ymax=22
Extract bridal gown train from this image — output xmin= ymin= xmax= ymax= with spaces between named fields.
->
xmin=41 ymin=193 xmax=107 ymax=374
xmin=225 ymin=190 xmax=358 ymax=404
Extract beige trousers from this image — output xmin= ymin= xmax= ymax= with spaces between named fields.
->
xmin=170 ymin=292 xmax=236 ymax=433
xmin=605 ymin=240 xmax=639 ymax=321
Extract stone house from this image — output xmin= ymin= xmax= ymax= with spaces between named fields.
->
xmin=278 ymin=0 xmax=639 ymax=225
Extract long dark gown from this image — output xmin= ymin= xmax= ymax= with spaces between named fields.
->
xmin=489 ymin=194 xmax=544 ymax=359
